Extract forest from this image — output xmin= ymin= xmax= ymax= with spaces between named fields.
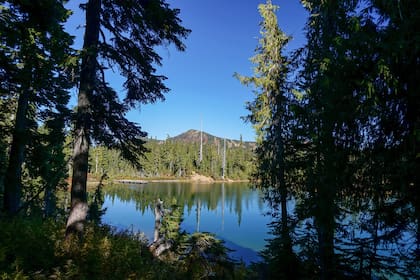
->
xmin=88 ymin=131 xmax=254 ymax=180
xmin=0 ymin=0 xmax=419 ymax=279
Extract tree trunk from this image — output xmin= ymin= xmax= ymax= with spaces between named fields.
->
xmin=317 ymin=216 xmax=335 ymax=280
xmin=44 ymin=186 xmax=55 ymax=217
xmin=3 ymin=88 xmax=30 ymax=215
xmin=316 ymin=168 xmax=336 ymax=280
xmin=153 ymin=199 xmax=163 ymax=243
xmin=150 ymin=199 xmax=173 ymax=257
xmin=277 ymin=138 xmax=290 ymax=248
xmin=66 ymin=0 xmax=101 ymax=235
xmin=275 ymin=122 xmax=296 ymax=277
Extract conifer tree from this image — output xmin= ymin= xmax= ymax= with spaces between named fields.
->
xmin=297 ymin=0 xmax=414 ymax=277
xmin=0 ymin=0 xmax=74 ymax=215
xmin=235 ymin=1 xmax=297 ymax=276
xmin=366 ymin=1 xmax=420 ymax=275
xmin=66 ymin=0 xmax=190 ymax=234
xmin=298 ymin=1 xmax=361 ymax=277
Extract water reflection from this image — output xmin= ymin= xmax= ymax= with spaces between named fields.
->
xmin=101 ymin=182 xmax=272 ymax=263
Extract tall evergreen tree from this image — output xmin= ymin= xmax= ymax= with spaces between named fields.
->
xmin=367 ymin=1 xmax=420 ymax=275
xmin=66 ymin=0 xmax=190 ymax=234
xmin=297 ymin=0 xmax=419 ymax=277
xmin=298 ymin=1 xmax=362 ymax=277
xmin=236 ymin=1 xmax=298 ymax=277
xmin=0 ymin=0 xmax=74 ymax=215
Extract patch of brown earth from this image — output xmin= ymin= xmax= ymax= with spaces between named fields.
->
xmin=189 ymin=172 xmax=214 ymax=183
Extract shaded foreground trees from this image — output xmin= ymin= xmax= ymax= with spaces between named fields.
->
xmin=1 ymin=0 xmax=74 ymax=214
xmin=0 ymin=0 xmax=190 ymax=231
xmin=237 ymin=0 xmax=419 ymax=279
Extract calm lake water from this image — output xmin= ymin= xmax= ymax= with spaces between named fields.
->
xmin=101 ymin=182 xmax=272 ymax=263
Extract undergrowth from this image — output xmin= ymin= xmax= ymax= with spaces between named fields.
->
xmin=0 ymin=217 xmax=254 ymax=279
xmin=0 ymin=217 xmax=173 ymax=279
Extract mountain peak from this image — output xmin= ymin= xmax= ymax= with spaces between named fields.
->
xmin=171 ymin=129 xmax=217 ymax=144
xmin=170 ymin=129 xmax=255 ymax=149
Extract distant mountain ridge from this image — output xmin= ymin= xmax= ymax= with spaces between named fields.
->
xmin=170 ymin=129 xmax=255 ymax=149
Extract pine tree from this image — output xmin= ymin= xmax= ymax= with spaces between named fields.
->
xmin=298 ymin=1 xmax=359 ymax=277
xmin=235 ymin=0 xmax=298 ymax=277
xmin=0 ymin=0 xmax=74 ymax=215
xmin=66 ymin=0 xmax=190 ymax=234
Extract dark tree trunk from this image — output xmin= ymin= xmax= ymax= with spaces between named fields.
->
xmin=280 ymin=182 xmax=291 ymax=249
xmin=66 ymin=0 xmax=101 ymax=235
xmin=275 ymin=123 xmax=296 ymax=277
xmin=278 ymin=141 xmax=290 ymax=248
xmin=3 ymin=88 xmax=30 ymax=215
xmin=317 ymin=159 xmax=336 ymax=280
xmin=317 ymin=208 xmax=335 ymax=280
xmin=43 ymin=185 xmax=55 ymax=217
xmin=406 ymin=80 xmax=420 ymax=259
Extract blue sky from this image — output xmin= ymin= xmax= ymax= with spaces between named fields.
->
xmin=65 ymin=0 xmax=307 ymax=141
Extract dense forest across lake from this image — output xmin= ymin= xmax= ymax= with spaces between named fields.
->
xmin=89 ymin=129 xmax=255 ymax=180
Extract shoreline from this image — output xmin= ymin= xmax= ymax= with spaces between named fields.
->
xmin=85 ymin=176 xmax=250 ymax=186
xmin=83 ymin=172 xmax=250 ymax=187
xmin=112 ymin=178 xmax=250 ymax=184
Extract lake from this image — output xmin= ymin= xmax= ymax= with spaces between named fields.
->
xmin=101 ymin=182 xmax=272 ymax=264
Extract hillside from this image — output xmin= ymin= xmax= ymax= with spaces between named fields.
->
xmin=170 ymin=129 xmax=255 ymax=149
xmin=89 ymin=129 xmax=255 ymax=180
